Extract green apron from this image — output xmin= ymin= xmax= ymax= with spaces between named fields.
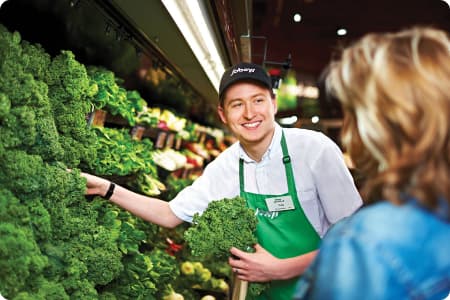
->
xmin=239 ymin=131 xmax=321 ymax=300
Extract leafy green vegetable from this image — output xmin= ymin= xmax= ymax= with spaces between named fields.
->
xmin=0 ymin=189 xmax=49 ymax=297
xmin=184 ymin=196 xmax=269 ymax=297
xmin=0 ymin=24 xmax=126 ymax=299
xmin=0 ymin=23 xmax=230 ymax=300
xmin=163 ymin=174 xmax=194 ymax=200
xmin=184 ymin=197 xmax=257 ymax=259
xmin=88 ymin=66 xmax=147 ymax=125
xmin=46 ymin=49 xmax=98 ymax=167
xmin=91 ymin=126 xmax=156 ymax=176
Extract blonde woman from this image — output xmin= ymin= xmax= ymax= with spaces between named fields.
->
xmin=294 ymin=27 xmax=450 ymax=300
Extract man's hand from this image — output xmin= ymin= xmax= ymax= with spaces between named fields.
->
xmin=228 ymin=244 xmax=281 ymax=282
xmin=80 ymin=172 xmax=110 ymax=197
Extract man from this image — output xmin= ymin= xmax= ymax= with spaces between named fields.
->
xmin=82 ymin=62 xmax=362 ymax=299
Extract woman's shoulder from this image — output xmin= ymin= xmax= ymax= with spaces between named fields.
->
xmin=327 ymin=201 xmax=449 ymax=243
xmin=318 ymin=201 xmax=450 ymax=299
xmin=323 ymin=201 xmax=450 ymax=278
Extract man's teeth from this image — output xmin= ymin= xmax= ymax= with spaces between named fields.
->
xmin=244 ymin=122 xmax=259 ymax=128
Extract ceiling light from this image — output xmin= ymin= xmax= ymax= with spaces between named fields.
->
xmin=0 ymin=0 xmax=8 ymax=8
xmin=337 ymin=28 xmax=347 ymax=36
xmin=161 ymin=0 xmax=226 ymax=92
xmin=279 ymin=115 xmax=298 ymax=125
xmin=293 ymin=13 xmax=302 ymax=23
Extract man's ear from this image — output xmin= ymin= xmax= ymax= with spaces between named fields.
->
xmin=272 ymin=95 xmax=278 ymax=115
xmin=217 ymin=105 xmax=227 ymax=124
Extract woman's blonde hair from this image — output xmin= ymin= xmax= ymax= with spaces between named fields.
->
xmin=327 ymin=27 xmax=450 ymax=211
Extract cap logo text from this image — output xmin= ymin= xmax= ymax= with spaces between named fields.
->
xmin=230 ymin=67 xmax=255 ymax=76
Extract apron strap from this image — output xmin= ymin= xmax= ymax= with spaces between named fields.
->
xmin=280 ymin=131 xmax=298 ymax=195
xmin=239 ymin=158 xmax=245 ymax=192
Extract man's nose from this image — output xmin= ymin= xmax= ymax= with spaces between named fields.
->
xmin=243 ymin=103 xmax=256 ymax=119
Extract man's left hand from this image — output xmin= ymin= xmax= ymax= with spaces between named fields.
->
xmin=228 ymin=244 xmax=281 ymax=282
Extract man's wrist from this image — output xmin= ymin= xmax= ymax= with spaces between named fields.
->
xmin=103 ymin=182 xmax=116 ymax=200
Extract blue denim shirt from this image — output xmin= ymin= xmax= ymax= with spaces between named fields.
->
xmin=294 ymin=200 xmax=450 ymax=300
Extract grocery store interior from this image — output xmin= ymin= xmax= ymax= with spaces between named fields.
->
xmin=0 ymin=0 xmax=449 ymax=299
xmin=1 ymin=0 xmax=449 ymax=144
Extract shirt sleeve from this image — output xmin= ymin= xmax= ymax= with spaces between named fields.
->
xmin=310 ymin=137 xmax=362 ymax=224
xmin=169 ymin=148 xmax=240 ymax=222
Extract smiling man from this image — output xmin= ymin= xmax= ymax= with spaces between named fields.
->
xmin=82 ymin=62 xmax=362 ymax=300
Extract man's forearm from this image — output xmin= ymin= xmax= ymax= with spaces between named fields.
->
xmin=276 ymin=250 xmax=318 ymax=280
xmin=108 ymin=183 xmax=183 ymax=228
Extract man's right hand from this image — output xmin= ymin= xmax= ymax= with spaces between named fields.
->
xmin=80 ymin=172 xmax=110 ymax=198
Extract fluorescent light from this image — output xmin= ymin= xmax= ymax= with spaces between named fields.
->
xmin=161 ymin=0 xmax=225 ymax=92
xmin=293 ymin=13 xmax=302 ymax=23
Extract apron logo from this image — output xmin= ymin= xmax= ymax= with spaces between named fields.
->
xmin=255 ymin=208 xmax=279 ymax=219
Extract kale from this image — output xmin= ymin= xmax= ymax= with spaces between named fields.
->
xmin=184 ymin=197 xmax=269 ymax=297
xmin=184 ymin=196 xmax=258 ymax=260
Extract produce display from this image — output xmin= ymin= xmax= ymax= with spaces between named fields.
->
xmin=92 ymin=126 xmax=157 ymax=176
xmin=0 ymin=24 xmax=231 ymax=300
xmin=88 ymin=66 xmax=147 ymax=126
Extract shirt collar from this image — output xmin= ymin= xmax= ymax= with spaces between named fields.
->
xmin=238 ymin=123 xmax=283 ymax=163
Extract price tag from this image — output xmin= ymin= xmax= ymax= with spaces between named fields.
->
xmin=90 ymin=110 xmax=107 ymax=126
xmin=175 ymin=136 xmax=182 ymax=150
xmin=166 ymin=132 xmax=175 ymax=148
xmin=130 ymin=126 xmax=145 ymax=141
xmin=156 ymin=131 xmax=167 ymax=149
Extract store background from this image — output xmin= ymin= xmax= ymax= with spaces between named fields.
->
xmin=1 ymin=0 xmax=449 ymax=147
xmin=0 ymin=1 xmax=449 ymax=299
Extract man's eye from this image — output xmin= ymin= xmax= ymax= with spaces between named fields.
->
xmin=231 ymin=103 xmax=242 ymax=108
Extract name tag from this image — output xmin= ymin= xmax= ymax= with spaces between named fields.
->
xmin=265 ymin=195 xmax=295 ymax=212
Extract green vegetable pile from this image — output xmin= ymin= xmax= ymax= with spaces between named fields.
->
xmin=184 ymin=196 xmax=268 ymax=296
xmin=1 ymin=22 xmax=234 ymax=300
xmin=88 ymin=66 xmax=147 ymax=126
xmin=0 ymin=24 xmax=174 ymax=300
xmin=0 ymin=23 xmax=115 ymax=299
xmin=163 ymin=174 xmax=194 ymax=200
xmin=91 ymin=126 xmax=156 ymax=176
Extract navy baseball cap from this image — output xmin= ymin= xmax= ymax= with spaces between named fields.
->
xmin=219 ymin=62 xmax=272 ymax=101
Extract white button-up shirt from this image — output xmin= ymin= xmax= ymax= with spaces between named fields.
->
xmin=169 ymin=123 xmax=362 ymax=237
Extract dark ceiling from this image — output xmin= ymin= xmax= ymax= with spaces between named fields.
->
xmin=252 ymin=0 xmax=450 ymax=80
xmin=245 ymin=0 xmax=450 ymax=122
